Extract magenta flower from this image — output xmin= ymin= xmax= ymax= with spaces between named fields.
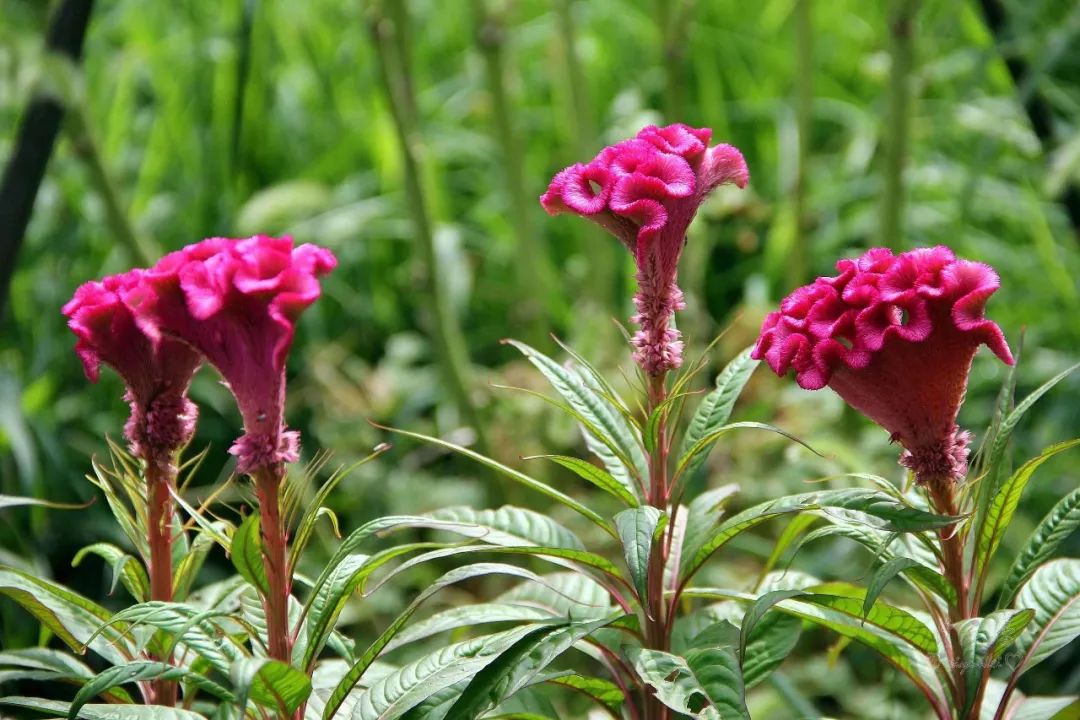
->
xmin=541 ymin=124 xmax=749 ymax=374
xmin=752 ymin=246 xmax=1014 ymax=481
xmin=63 ymin=270 xmax=202 ymax=462
xmin=130 ymin=236 xmax=337 ymax=474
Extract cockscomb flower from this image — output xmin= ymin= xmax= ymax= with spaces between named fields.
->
xmin=541 ymin=124 xmax=749 ymax=374
xmin=129 ymin=235 xmax=337 ymax=474
xmin=752 ymin=246 xmax=1013 ymax=482
xmin=63 ymin=270 xmax=202 ymax=463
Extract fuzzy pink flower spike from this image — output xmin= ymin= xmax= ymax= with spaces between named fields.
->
xmin=63 ymin=270 xmax=202 ymax=463
xmin=132 ymin=236 xmax=337 ymax=474
xmin=541 ymin=124 xmax=749 ymax=374
xmin=752 ymin=246 xmax=1013 ymax=482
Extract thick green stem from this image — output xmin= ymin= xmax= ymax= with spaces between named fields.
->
xmin=879 ymin=0 xmax=920 ymax=250
xmin=789 ymin=0 xmax=813 ymax=288
xmin=642 ymin=373 xmax=671 ymax=720
xmin=473 ymin=0 xmax=561 ymax=341
xmin=146 ymin=460 xmax=177 ymax=706
xmin=368 ymin=4 xmax=488 ymax=452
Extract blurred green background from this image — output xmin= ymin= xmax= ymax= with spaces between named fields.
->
xmin=2 ymin=0 xmax=1079 ymax=716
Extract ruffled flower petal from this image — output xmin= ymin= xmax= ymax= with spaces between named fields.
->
xmin=63 ymin=270 xmax=202 ymax=458
xmin=136 ymin=235 xmax=336 ymax=472
xmin=540 ymin=123 xmax=750 ymax=374
xmin=752 ymin=246 xmax=1014 ymax=481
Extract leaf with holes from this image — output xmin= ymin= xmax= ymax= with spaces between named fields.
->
xmin=629 ymin=635 xmax=749 ymax=720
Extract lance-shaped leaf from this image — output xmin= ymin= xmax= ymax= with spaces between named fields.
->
xmin=975 ymin=439 xmax=1080 ymax=587
xmin=444 ymin=615 xmax=622 ymax=719
xmin=381 ymin=426 xmax=614 ymax=536
xmin=680 ymin=489 xmax=958 ymax=583
xmin=614 ymin=507 xmax=667 ymax=605
xmin=0 ymin=697 xmax=208 ymax=720
xmin=0 ymin=566 xmax=132 ymax=665
xmin=628 ymin=630 xmax=749 ymax=720
xmin=231 ymin=658 xmax=311 ymax=717
xmin=68 ymin=661 xmax=234 ymax=718
xmin=426 ymin=506 xmax=585 ymax=550
xmin=1011 ymin=558 xmax=1080 ymax=676
xmin=955 ymin=609 xmax=1034 ymax=718
xmin=72 ymin=543 xmax=149 ymax=602
xmin=229 ymin=514 xmax=269 ymax=597
xmin=677 ymin=348 xmax=759 ymax=481
xmin=504 ymin=340 xmax=649 ymax=487
xmin=682 ymin=587 xmax=948 ymax=714
xmin=528 ymin=454 xmax=639 ymax=507
xmin=999 ymin=487 xmax=1080 ymax=609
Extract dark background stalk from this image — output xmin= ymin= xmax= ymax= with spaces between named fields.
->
xmin=368 ymin=1 xmax=488 ymax=452
xmin=879 ymin=0 xmax=920 ymax=250
xmin=0 ymin=0 xmax=95 ymax=318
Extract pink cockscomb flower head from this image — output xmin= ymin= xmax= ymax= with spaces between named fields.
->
xmin=541 ymin=124 xmax=749 ymax=375
xmin=63 ymin=269 xmax=202 ymax=462
xmin=752 ymin=245 xmax=1014 ymax=482
xmin=131 ymin=235 xmax=337 ymax=474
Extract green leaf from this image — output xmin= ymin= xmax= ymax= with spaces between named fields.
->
xmin=738 ymin=613 xmax=802 ymax=688
xmin=677 ymin=348 xmax=759 ymax=481
xmin=976 ymin=439 xmax=1080 ymax=585
xmin=804 ymin=510 xmax=957 ymax=605
xmin=384 ymin=603 xmax=559 ymax=653
xmin=348 ymin=625 xmax=554 ymax=720
xmin=427 ymin=506 xmax=585 ymax=550
xmin=230 ymin=514 xmax=269 ymax=597
xmin=444 ymin=616 xmax=620 ymax=719
xmin=674 ymin=422 xmax=822 ymax=488
xmin=173 ymin=522 xmax=223 ymax=600
xmin=230 ymin=658 xmax=311 ymax=716
xmin=527 ymin=455 xmax=639 ymax=507
xmin=628 ymin=637 xmax=749 ymax=720
xmin=504 ymin=340 xmax=649 ymax=484
xmin=979 ymin=362 xmax=1079 ymax=506
xmin=322 ymin=564 xmax=557 ymax=720
xmin=290 ymin=445 xmax=389 ymax=569
xmin=863 ymin=558 xmax=923 ymax=618
xmin=614 ymin=506 xmax=667 ymax=606
xmin=999 ymin=487 xmax=1080 ymax=609
xmin=72 ymin=543 xmax=149 ymax=602
xmin=681 ymin=489 xmax=959 ymax=583
xmin=756 ymin=513 xmax=818 ymax=588
xmin=679 ymin=485 xmax=739 ymax=578
xmin=1012 ymin=558 xmax=1080 ymax=676
xmin=804 ymin=583 xmax=938 ymax=654
xmin=0 ymin=494 xmax=90 ymax=511
xmin=1 ymin=697 xmax=208 ymax=719
xmin=382 ymin=426 xmax=615 ymax=537
xmin=0 ymin=566 xmax=132 ymax=665
xmin=68 ymin=661 xmax=234 ymax=718
xmin=546 ymin=674 xmax=624 ymax=714
xmin=955 ymin=609 xmax=1034 ymax=718
xmin=682 ymin=587 xmax=947 ymax=710
xmin=93 ymin=602 xmax=246 ymax=675
xmin=739 ymin=590 xmax=806 ymax=658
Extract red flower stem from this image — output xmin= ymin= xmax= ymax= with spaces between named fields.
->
xmin=254 ymin=465 xmax=293 ymax=668
xmin=643 ymin=372 xmax=671 ymax=720
xmin=145 ymin=459 xmax=177 ymax=707
xmin=925 ymin=473 xmax=971 ymax=714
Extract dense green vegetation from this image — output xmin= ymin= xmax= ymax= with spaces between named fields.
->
xmin=1 ymin=0 xmax=1078 ymax=717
